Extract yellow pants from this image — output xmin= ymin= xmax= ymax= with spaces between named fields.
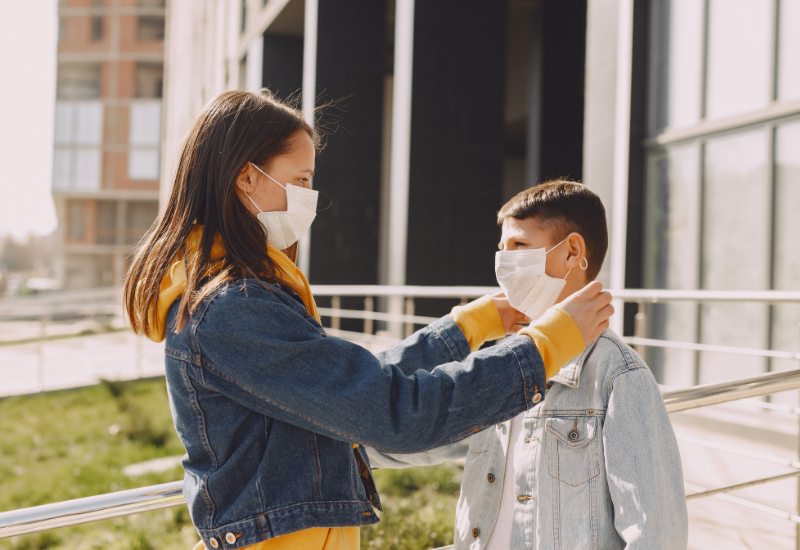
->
xmin=193 ymin=527 xmax=359 ymax=550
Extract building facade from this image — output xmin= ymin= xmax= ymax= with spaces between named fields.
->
xmin=160 ymin=0 xmax=800 ymax=393
xmin=52 ymin=0 xmax=165 ymax=289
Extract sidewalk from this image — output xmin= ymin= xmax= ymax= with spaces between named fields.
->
xmin=0 ymin=331 xmax=164 ymax=397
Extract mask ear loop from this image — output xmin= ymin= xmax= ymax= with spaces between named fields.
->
xmin=580 ymin=257 xmax=589 ymax=270
xmin=244 ymin=191 xmax=264 ymax=214
xmin=250 ymin=162 xmax=288 ymax=189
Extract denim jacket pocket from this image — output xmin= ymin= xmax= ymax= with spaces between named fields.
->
xmin=546 ymin=416 xmax=600 ymax=487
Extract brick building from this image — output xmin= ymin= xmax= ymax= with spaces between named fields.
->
xmin=52 ymin=0 xmax=165 ymax=289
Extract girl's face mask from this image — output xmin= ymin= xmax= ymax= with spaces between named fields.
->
xmin=244 ymin=163 xmax=319 ymax=250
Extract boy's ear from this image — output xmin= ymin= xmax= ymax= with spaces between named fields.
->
xmin=564 ymin=232 xmax=587 ymax=269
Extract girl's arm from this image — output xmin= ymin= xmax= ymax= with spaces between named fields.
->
xmin=190 ymin=283 xmax=547 ymax=454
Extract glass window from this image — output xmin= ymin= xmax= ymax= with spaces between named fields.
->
xmin=778 ymin=0 xmax=800 ymax=101
xmin=91 ymin=16 xmax=103 ymax=41
xmin=128 ymin=150 xmax=160 ymax=180
xmin=137 ymin=16 xmax=165 ymax=41
xmin=57 ymin=63 xmax=102 ymax=100
xmin=644 ymin=144 xmax=701 ymax=387
xmin=771 ymin=121 xmax=800 ymax=382
xmin=52 ymin=149 xmax=73 ymax=191
xmin=96 ymin=201 xmax=117 ymax=244
xmin=125 ymin=201 xmax=159 ymax=244
xmin=706 ymin=0 xmax=772 ymax=120
xmin=665 ymin=0 xmax=704 ymax=129
xmin=68 ymin=200 xmax=86 ymax=242
xmin=129 ymin=102 xmax=161 ymax=146
xmin=74 ymin=150 xmax=103 ymax=191
xmin=700 ymin=129 xmax=771 ymax=383
xmin=134 ymin=63 xmax=163 ymax=98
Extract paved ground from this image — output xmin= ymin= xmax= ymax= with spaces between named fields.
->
xmin=2 ymin=331 xmax=799 ymax=548
xmin=0 ymin=331 xmax=165 ymax=397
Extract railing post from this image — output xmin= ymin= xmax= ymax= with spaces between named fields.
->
xmin=331 ymin=297 xmax=341 ymax=331
xmin=363 ymin=297 xmax=374 ymax=335
xmin=634 ymin=300 xmax=646 ymax=356
xmin=36 ymin=311 xmax=50 ymax=392
xmin=404 ymin=297 xmax=415 ymax=338
xmin=459 ymin=296 xmax=468 ymax=306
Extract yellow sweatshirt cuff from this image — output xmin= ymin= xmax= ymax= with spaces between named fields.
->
xmin=449 ymin=295 xmax=506 ymax=352
xmin=519 ymin=307 xmax=585 ymax=380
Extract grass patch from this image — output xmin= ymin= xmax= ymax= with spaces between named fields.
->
xmin=0 ymin=379 xmax=196 ymax=550
xmin=0 ymin=379 xmax=462 ymax=550
xmin=362 ymin=464 xmax=462 ymax=550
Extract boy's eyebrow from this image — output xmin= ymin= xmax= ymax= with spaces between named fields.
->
xmin=300 ymin=169 xmax=315 ymax=176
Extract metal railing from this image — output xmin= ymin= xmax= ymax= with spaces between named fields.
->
xmin=1 ymin=286 xmax=799 ymax=544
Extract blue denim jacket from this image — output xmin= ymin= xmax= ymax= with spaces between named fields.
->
xmin=164 ymin=279 xmax=547 ymax=549
xmin=369 ymin=330 xmax=688 ymax=550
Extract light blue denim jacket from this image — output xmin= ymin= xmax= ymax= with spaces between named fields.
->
xmin=163 ymin=279 xmax=548 ymax=549
xmin=369 ymin=330 xmax=688 ymax=550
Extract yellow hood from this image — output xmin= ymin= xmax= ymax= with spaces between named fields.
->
xmin=141 ymin=225 xmax=319 ymax=342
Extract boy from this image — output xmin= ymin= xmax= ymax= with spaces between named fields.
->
xmin=369 ymin=181 xmax=688 ymax=549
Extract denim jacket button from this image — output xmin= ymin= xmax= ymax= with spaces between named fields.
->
xmin=487 ymin=473 xmax=495 ymax=483
xmin=225 ymin=533 xmax=236 ymax=544
xmin=209 ymin=538 xmax=219 ymax=548
xmin=532 ymin=393 xmax=542 ymax=404
xmin=472 ymin=528 xmax=480 ymax=538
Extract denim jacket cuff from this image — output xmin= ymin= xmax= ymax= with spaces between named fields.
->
xmin=502 ymin=335 xmax=547 ymax=408
xmin=428 ymin=315 xmax=472 ymax=363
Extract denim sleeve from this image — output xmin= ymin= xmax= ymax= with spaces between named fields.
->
xmin=366 ymin=438 xmax=471 ymax=469
xmin=193 ymin=286 xmax=546 ymax=454
xmin=373 ymin=315 xmax=473 ymax=376
xmin=603 ymin=367 xmax=689 ymax=549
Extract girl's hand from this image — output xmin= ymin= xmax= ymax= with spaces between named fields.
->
xmin=557 ymin=281 xmax=614 ymax=344
xmin=490 ymin=291 xmax=531 ymax=335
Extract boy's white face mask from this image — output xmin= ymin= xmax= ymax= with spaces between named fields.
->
xmin=244 ymin=162 xmax=318 ymax=250
xmin=495 ymin=238 xmax=588 ymax=322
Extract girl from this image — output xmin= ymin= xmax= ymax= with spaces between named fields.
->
xmin=123 ymin=89 xmax=611 ymax=550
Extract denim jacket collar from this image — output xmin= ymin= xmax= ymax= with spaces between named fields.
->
xmin=547 ymin=337 xmax=600 ymax=389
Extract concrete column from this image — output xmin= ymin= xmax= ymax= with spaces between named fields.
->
xmin=308 ymin=0 xmax=386 ymax=286
xmin=299 ymin=0 xmax=318 ymax=275
xmin=405 ymin=0 xmax=507 ymax=290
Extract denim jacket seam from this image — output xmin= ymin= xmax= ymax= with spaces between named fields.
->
xmin=429 ymin=321 xmax=458 ymax=362
xmin=190 ymin=282 xmax=232 ymax=354
xmin=307 ymin=432 xmax=323 ymax=501
xmin=430 ymin=317 xmax=471 ymax=362
xmin=198 ymin=355 xmax=507 ymax=454
xmin=166 ymin=346 xmax=201 ymax=365
xmin=500 ymin=340 xmax=532 ymax=408
xmin=179 ymin=362 xmax=218 ymax=526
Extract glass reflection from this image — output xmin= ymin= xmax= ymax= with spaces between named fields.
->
xmin=666 ymin=0 xmax=704 ymax=129
xmin=701 ymin=130 xmax=770 ymax=383
xmin=778 ymin=0 xmax=800 ymax=100
xmin=644 ymin=145 xmax=701 ymax=387
xmin=771 ymin=122 xmax=800 ymax=406
xmin=706 ymin=0 xmax=772 ymax=119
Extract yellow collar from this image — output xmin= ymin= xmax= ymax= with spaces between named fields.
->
xmin=142 ymin=226 xmax=318 ymax=342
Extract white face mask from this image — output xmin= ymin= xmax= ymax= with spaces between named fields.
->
xmin=245 ymin=163 xmax=318 ymax=250
xmin=495 ymin=238 xmax=589 ymax=322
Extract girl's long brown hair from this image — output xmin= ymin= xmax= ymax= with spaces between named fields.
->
xmin=123 ymin=89 xmax=318 ymax=336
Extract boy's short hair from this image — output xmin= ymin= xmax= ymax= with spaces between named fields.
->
xmin=497 ymin=180 xmax=608 ymax=280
